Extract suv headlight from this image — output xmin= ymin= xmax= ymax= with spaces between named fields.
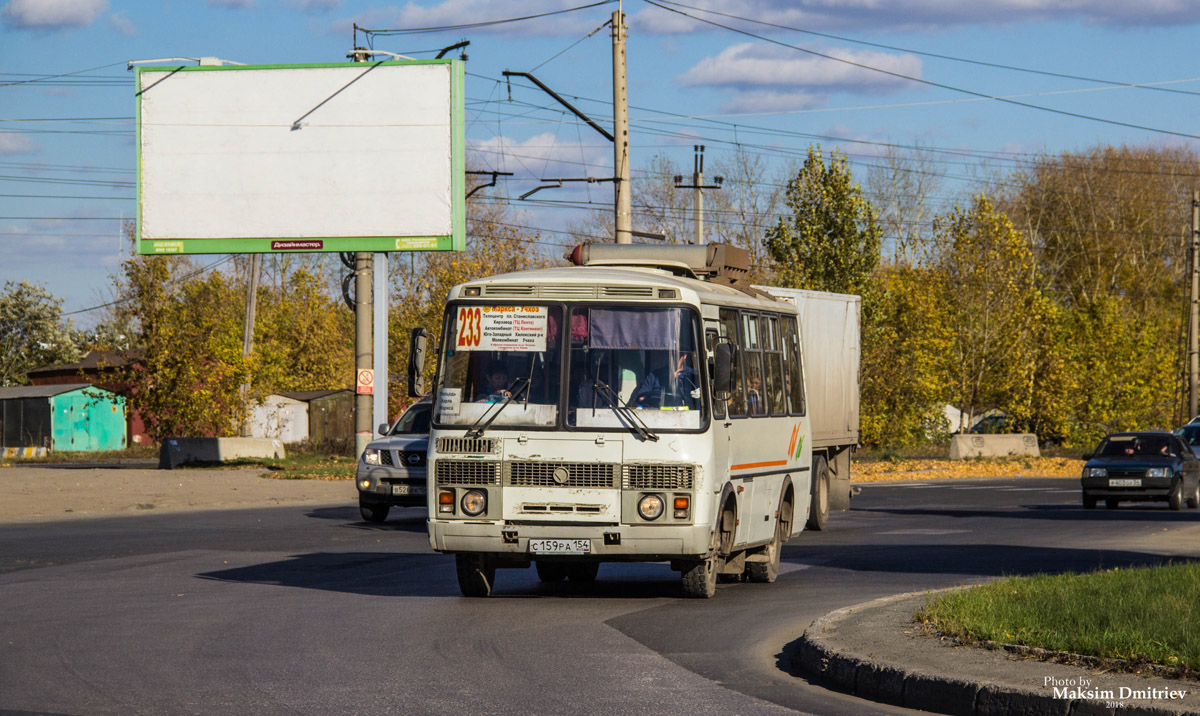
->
xmin=363 ymin=449 xmax=381 ymax=466
xmin=1084 ymin=467 xmax=1107 ymax=478
xmin=1146 ymin=467 xmax=1171 ymax=478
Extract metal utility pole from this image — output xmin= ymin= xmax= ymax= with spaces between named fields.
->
xmin=674 ymin=145 xmax=723 ymax=245
xmin=1187 ymin=193 xmax=1199 ymax=419
xmin=240 ymin=254 xmax=261 ymax=437
xmin=350 ymin=46 xmax=375 ymax=458
xmin=611 ymin=7 xmax=632 ymax=244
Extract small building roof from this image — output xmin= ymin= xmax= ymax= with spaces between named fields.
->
xmin=27 ymin=350 xmax=141 ymax=377
xmin=0 ymin=383 xmax=104 ymax=400
xmin=280 ymin=389 xmax=353 ymax=402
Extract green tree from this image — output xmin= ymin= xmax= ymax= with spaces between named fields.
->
xmin=107 ymin=250 xmax=251 ymax=440
xmin=933 ymin=195 xmax=1043 ymax=431
xmin=0 ymin=281 xmax=82 ymax=386
xmin=859 ymin=265 xmax=954 ymax=446
xmin=764 ymin=145 xmax=882 ymax=294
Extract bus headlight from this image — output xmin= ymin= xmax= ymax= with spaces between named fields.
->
xmin=461 ymin=489 xmax=487 ymax=516
xmin=363 ymin=449 xmax=381 ymax=465
xmin=638 ymin=494 xmax=664 ymax=521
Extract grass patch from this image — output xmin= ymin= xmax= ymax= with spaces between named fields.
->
xmin=1 ymin=445 xmax=159 ymax=466
xmin=917 ymin=563 xmax=1200 ymax=675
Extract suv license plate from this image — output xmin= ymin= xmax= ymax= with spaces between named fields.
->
xmin=392 ymin=484 xmax=425 ymax=496
xmin=1108 ymin=479 xmax=1141 ymax=487
xmin=529 ymin=539 xmax=591 ymax=555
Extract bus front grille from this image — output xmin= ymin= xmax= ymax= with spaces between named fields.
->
xmin=623 ymin=463 xmax=695 ymax=490
xmin=505 ymin=461 xmax=619 ymax=488
xmin=436 ymin=437 xmax=496 ymax=454
xmin=434 ymin=459 xmax=501 ymax=485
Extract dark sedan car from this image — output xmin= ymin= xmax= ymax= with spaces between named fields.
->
xmin=1081 ymin=431 xmax=1200 ymax=510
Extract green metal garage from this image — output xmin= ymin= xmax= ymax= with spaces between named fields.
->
xmin=0 ymin=383 xmax=127 ymax=453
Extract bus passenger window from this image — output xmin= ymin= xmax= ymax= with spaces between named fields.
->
xmin=743 ymin=313 xmax=765 ymax=416
xmin=782 ymin=316 xmax=806 ymax=415
xmin=719 ymin=309 xmax=746 ymax=417
xmin=764 ymin=315 xmax=785 ymax=416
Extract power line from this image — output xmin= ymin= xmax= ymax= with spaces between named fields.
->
xmin=648 ymin=0 xmax=1200 ymax=99
xmin=641 ymin=0 xmax=1200 ymax=142
xmin=361 ymin=0 xmax=615 ymax=36
xmin=0 ymin=61 xmax=129 ymax=88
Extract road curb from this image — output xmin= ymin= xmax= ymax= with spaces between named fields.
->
xmin=785 ymin=590 xmax=1196 ymax=716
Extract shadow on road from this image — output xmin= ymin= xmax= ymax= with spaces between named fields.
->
xmin=303 ymin=505 xmax=428 ymax=533
xmin=198 ymin=551 xmax=687 ymax=599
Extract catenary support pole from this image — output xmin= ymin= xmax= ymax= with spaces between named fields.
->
xmin=612 ymin=7 xmax=632 ymax=244
xmin=1190 ymin=190 xmax=1198 ymax=419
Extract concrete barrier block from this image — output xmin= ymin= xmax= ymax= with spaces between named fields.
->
xmin=2 ymin=446 xmax=49 ymax=458
xmin=949 ymin=434 xmax=1040 ymax=460
xmin=159 ymin=437 xmax=285 ymax=469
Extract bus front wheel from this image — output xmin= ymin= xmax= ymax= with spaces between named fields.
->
xmin=681 ymin=555 xmax=717 ymax=598
xmin=455 ymin=554 xmax=496 ymax=597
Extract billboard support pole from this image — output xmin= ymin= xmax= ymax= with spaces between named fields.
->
xmin=373 ymin=252 xmax=388 ymax=433
xmin=350 ymin=47 xmax=374 ymax=459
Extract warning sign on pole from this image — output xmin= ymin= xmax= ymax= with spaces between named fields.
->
xmin=357 ymin=369 xmax=374 ymax=395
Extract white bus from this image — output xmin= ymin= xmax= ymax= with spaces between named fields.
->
xmin=409 ymin=244 xmax=859 ymax=598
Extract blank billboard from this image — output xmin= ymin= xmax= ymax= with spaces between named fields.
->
xmin=136 ymin=60 xmax=464 ymax=255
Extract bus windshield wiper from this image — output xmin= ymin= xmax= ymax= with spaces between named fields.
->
xmin=465 ymin=378 xmax=530 ymax=439
xmin=592 ymin=379 xmax=659 ymax=442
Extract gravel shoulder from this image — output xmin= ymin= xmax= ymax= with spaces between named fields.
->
xmin=0 ymin=465 xmax=353 ymax=523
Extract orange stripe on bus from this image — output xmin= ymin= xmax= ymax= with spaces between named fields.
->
xmin=731 ymin=460 xmax=789 ymax=471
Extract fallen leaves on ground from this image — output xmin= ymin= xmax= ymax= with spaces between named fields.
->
xmin=853 ymin=457 xmax=1080 ymax=482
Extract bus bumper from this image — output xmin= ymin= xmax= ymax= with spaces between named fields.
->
xmin=428 ymin=520 xmax=714 ymax=560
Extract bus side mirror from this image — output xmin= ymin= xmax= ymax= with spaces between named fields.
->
xmin=713 ymin=343 xmax=733 ymax=400
xmin=408 ymin=327 xmax=428 ymax=398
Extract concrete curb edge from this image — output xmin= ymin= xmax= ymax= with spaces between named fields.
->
xmin=785 ymin=590 xmax=1190 ymax=716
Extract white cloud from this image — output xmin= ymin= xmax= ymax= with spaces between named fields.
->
xmin=469 ymin=133 xmax=608 ymax=182
xmin=2 ymin=0 xmax=108 ymax=30
xmin=331 ymin=0 xmax=600 ymax=39
xmin=631 ymin=0 xmax=1200 ymax=33
xmin=711 ymin=88 xmax=826 ymax=114
xmin=679 ymin=43 xmax=922 ymax=96
xmin=107 ymin=10 xmax=134 ymax=35
xmin=0 ymin=134 xmax=38 ymax=155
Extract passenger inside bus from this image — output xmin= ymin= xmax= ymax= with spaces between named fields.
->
xmin=475 ymin=360 xmax=512 ymax=402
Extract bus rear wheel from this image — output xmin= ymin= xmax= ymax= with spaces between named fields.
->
xmin=748 ymin=497 xmax=789 ymax=583
xmin=806 ymin=457 xmax=830 ymax=531
xmin=455 ymin=554 xmax=495 ymax=597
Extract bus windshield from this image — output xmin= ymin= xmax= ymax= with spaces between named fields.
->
xmin=567 ymin=306 xmax=705 ymax=431
xmin=435 ymin=305 xmax=562 ymax=428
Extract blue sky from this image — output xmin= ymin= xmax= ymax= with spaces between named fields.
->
xmin=4 ymin=0 xmax=1200 ymax=326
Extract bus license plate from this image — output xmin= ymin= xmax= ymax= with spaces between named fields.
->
xmin=392 ymin=484 xmax=425 ymax=496
xmin=529 ymin=539 xmax=591 ymax=555
xmin=1109 ymin=479 xmax=1140 ymax=487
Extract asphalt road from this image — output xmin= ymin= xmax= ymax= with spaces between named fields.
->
xmin=3 ymin=476 xmax=1199 ymax=716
